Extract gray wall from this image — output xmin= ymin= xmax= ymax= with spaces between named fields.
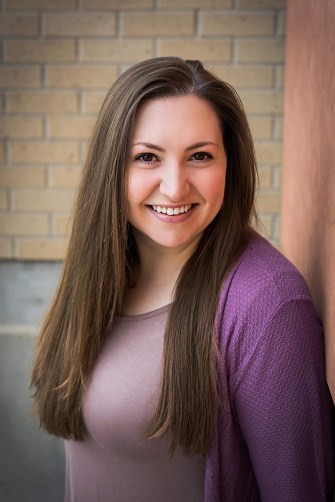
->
xmin=0 ymin=262 xmax=64 ymax=502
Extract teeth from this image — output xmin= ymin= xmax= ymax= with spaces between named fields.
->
xmin=152 ymin=204 xmax=192 ymax=215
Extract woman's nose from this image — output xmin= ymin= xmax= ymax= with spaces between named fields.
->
xmin=159 ymin=164 xmax=190 ymax=201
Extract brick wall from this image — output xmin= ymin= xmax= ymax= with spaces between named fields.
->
xmin=0 ymin=0 xmax=286 ymax=260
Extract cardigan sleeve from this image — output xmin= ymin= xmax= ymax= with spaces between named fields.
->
xmin=229 ymin=297 xmax=334 ymax=501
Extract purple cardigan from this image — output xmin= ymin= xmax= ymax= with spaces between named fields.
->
xmin=204 ymin=234 xmax=334 ymax=501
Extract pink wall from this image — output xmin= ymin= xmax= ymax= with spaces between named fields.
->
xmin=281 ymin=0 xmax=335 ymax=400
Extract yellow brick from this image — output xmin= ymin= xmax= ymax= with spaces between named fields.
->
xmin=17 ymin=239 xmax=68 ymax=260
xmin=0 ymin=239 xmax=12 ymax=258
xmin=159 ymin=39 xmax=231 ymax=62
xmin=54 ymin=214 xmax=73 ymax=236
xmin=81 ymin=92 xmax=106 ymax=113
xmin=255 ymin=142 xmax=282 ymax=164
xmin=239 ymin=91 xmax=283 ymax=114
xmin=273 ymin=117 xmax=283 ymax=139
xmin=275 ymin=66 xmax=285 ymax=88
xmin=210 ymin=65 xmax=273 ymax=88
xmin=160 ymin=0 xmax=231 ymax=7
xmin=256 ymin=190 xmax=281 ymax=213
xmin=248 ymin=117 xmax=272 ymax=140
xmin=80 ymin=39 xmax=153 ymax=62
xmin=257 ymin=214 xmax=273 ymax=239
xmin=47 ymin=65 xmax=117 ymax=89
xmin=0 ymin=167 xmax=45 ymax=188
xmin=11 ymin=142 xmax=79 ymax=164
xmin=0 ymin=117 xmax=42 ymax=138
xmin=7 ymin=0 xmax=76 ymax=9
xmin=258 ymin=166 xmax=272 ymax=189
xmin=201 ymin=13 xmax=274 ymax=36
xmin=0 ymin=66 xmax=40 ymax=88
xmin=81 ymin=0 xmax=153 ymax=9
xmin=0 ymin=191 xmax=8 ymax=210
xmin=237 ymin=39 xmax=284 ymax=63
xmin=8 ymin=92 xmax=78 ymax=114
xmin=5 ymin=40 xmax=76 ymax=63
xmin=45 ymin=14 xmax=116 ymax=36
xmin=122 ymin=13 xmax=194 ymax=37
xmin=48 ymin=117 xmax=96 ymax=140
xmin=272 ymin=215 xmax=281 ymax=242
xmin=50 ymin=166 xmax=82 ymax=188
xmin=0 ymin=214 xmax=49 ymax=236
xmin=81 ymin=140 xmax=90 ymax=158
xmin=238 ymin=0 xmax=285 ymax=8
xmin=272 ymin=166 xmax=282 ymax=188
xmin=13 ymin=189 xmax=75 ymax=211
xmin=278 ymin=12 xmax=286 ymax=36
xmin=0 ymin=14 xmax=38 ymax=36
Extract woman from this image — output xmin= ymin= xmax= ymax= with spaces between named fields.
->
xmin=31 ymin=57 xmax=334 ymax=501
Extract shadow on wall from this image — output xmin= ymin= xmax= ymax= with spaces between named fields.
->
xmin=0 ymin=335 xmax=65 ymax=502
xmin=0 ymin=262 xmax=64 ymax=502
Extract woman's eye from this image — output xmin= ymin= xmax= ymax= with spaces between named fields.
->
xmin=135 ymin=153 xmax=157 ymax=164
xmin=191 ymin=151 xmax=212 ymax=162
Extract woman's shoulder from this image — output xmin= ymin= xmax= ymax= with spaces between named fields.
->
xmin=215 ymin=232 xmax=319 ymax=342
xmin=215 ymin=232 xmax=322 ymax=375
xmin=220 ymin=231 xmax=312 ymax=312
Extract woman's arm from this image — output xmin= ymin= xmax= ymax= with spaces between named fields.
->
xmin=231 ymin=298 xmax=334 ymax=501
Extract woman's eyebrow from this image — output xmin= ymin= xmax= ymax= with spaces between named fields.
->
xmin=185 ymin=141 xmax=219 ymax=151
xmin=132 ymin=142 xmax=164 ymax=151
xmin=132 ymin=141 xmax=219 ymax=151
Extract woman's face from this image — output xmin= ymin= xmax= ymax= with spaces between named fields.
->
xmin=126 ymin=95 xmax=227 ymax=255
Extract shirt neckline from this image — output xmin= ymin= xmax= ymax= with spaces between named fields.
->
xmin=115 ymin=303 xmax=172 ymax=322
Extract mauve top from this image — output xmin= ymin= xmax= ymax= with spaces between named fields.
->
xmin=65 ymin=233 xmax=334 ymax=501
xmin=65 ymin=304 xmax=205 ymax=502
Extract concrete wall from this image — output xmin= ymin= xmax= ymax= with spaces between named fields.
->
xmin=281 ymin=0 xmax=335 ymax=400
xmin=0 ymin=262 xmax=64 ymax=502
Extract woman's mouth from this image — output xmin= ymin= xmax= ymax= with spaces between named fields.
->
xmin=151 ymin=204 xmax=193 ymax=215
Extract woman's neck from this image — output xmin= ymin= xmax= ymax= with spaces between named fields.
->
xmin=122 ymin=236 xmax=198 ymax=316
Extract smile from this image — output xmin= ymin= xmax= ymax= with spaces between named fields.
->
xmin=151 ymin=204 xmax=193 ymax=215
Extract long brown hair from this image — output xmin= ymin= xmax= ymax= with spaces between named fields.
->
xmin=31 ymin=57 xmax=257 ymax=455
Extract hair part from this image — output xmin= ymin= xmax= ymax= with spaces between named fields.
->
xmin=31 ymin=57 xmax=258 ymax=454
